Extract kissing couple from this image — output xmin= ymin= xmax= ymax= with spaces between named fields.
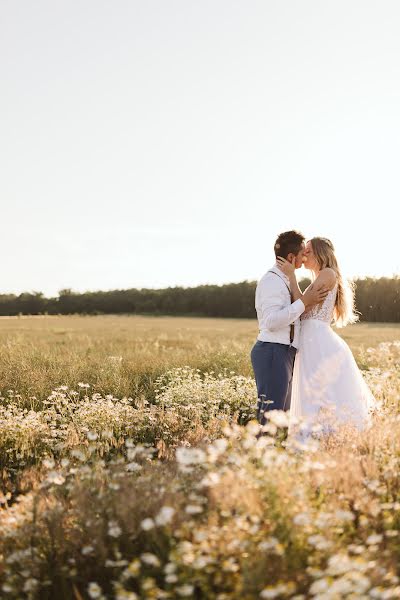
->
xmin=250 ymin=230 xmax=377 ymax=440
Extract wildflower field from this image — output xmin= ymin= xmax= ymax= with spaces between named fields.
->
xmin=0 ymin=315 xmax=399 ymax=600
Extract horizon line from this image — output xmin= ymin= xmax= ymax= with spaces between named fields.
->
xmin=1 ymin=272 xmax=398 ymax=298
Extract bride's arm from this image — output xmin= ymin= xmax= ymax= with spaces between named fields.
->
xmin=287 ymin=272 xmax=308 ymax=302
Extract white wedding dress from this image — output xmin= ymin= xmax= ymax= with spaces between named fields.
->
xmin=289 ymin=283 xmax=376 ymax=440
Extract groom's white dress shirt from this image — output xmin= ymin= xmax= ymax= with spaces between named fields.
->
xmin=255 ymin=264 xmax=305 ymax=349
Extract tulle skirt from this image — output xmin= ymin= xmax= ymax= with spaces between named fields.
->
xmin=289 ymin=319 xmax=376 ymax=440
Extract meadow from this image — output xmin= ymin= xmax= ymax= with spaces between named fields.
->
xmin=0 ymin=315 xmax=399 ymax=600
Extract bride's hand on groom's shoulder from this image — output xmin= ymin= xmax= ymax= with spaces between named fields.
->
xmin=276 ymin=256 xmax=296 ymax=277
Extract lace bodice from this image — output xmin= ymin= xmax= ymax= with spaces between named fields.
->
xmin=301 ymin=283 xmax=338 ymax=324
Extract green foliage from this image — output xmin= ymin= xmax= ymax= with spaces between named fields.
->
xmin=0 ymin=276 xmax=398 ymax=321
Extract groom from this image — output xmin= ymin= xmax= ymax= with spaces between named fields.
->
xmin=250 ymin=230 xmax=328 ymax=426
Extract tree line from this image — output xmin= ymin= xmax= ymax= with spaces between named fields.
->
xmin=0 ymin=277 xmax=398 ymax=322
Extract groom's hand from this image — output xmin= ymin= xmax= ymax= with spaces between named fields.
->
xmin=303 ymin=283 xmax=329 ymax=307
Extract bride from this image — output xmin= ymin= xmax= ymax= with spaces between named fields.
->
xmin=277 ymin=237 xmax=377 ymax=440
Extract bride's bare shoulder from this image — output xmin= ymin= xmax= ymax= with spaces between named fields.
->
xmin=315 ymin=268 xmax=337 ymax=289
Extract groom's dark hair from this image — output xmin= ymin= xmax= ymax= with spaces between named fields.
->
xmin=274 ymin=230 xmax=305 ymax=259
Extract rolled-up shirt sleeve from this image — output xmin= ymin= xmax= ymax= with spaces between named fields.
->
xmin=258 ymin=279 xmax=305 ymax=332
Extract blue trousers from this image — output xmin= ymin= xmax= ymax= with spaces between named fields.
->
xmin=250 ymin=341 xmax=297 ymax=424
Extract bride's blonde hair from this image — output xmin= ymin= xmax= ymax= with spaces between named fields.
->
xmin=310 ymin=237 xmax=358 ymax=327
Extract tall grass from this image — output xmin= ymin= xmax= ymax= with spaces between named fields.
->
xmin=0 ymin=316 xmax=397 ymax=408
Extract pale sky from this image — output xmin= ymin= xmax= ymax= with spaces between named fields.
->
xmin=1 ymin=1 xmax=399 ymax=296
